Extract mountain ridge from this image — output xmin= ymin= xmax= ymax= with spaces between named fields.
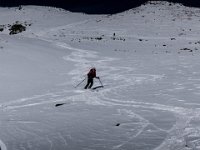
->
xmin=0 ymin=0 xmax=200 ymax=14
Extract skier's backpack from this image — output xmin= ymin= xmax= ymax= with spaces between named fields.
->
xmin=88 ymin=68 xmax=96 ymax=78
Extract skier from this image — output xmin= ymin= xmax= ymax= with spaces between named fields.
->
xmin=84 ymin=68 xmax=99 ymax=89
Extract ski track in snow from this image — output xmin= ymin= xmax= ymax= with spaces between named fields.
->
xmin=46 ymin=40 xmax=200 ymax=149
xmin=2 ymin=33 xmax=200 ymax=150
xmin=0 ymin=35 xmax=171 ymax=149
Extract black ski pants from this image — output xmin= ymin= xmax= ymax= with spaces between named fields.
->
xmin=84 ymin=78 xmax=93 ymax=89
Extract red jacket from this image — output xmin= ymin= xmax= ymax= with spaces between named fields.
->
xmin=87 ymin=68 xmax=96 ymax=78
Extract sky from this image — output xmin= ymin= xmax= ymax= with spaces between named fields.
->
xmin=0 ymin=0 xmax=146 ymax=14
xmin=0 ymin=0 xmax=200 ymax=14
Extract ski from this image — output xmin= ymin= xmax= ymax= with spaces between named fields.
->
xmin=55 ymin=103 xmax=65 ymax=107
xmin=92 ymin=85 xmax=104 ymax=90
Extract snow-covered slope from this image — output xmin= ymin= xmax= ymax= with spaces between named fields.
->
xmin=1 ymin=1 xmax=200 ymax=150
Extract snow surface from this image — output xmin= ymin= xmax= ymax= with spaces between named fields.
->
xmin=1 ymin=1 xmax=200 ymax=150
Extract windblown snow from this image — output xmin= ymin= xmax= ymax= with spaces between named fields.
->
xmin=1 ymin=1 xmax=200 ymax=150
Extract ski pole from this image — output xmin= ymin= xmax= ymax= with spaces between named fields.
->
xmin=75 ymin=78 xmax=86 ymax=88
xmin=98 ymin=78 xmax=104 ymax=87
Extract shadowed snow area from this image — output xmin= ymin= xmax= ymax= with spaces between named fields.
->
xmin=1 ymin=1 xmax=200 ymax=150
